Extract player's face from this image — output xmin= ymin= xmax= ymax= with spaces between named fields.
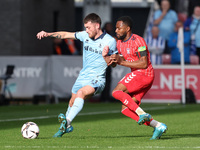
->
xmin=115 ymin=21 xmax=128 ymax=41
xmin=84 ymin=21 xmax=98 ymax=39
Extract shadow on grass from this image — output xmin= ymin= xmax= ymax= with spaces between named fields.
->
xmin=163 ymin=133 xmax=200 ymax=139
xmin=60 ymin=132 xmax=200 ymax=141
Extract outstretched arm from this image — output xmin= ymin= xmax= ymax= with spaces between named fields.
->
xmin=36 ymin=30 xmax=76 ymax=40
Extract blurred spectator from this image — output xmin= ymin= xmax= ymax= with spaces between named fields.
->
xmin=145 ymin=26 xmax=165 ymax=65
xmin=53 ymin=38 xmax=81 ymax=55
xmin=103 ymin=22 xmax=114 ymax=36
xmin=156 ymin=0 xmax=176 ymax=11
xmin=188 ymin=0 xmax=200 ymax=17
xmin=153 ymin=0 xmax=178 ymax=40
xmin=184 ymin=6 xmax=200 ymax=61
xmin=168 ymin=21 xmax=190 ymax=64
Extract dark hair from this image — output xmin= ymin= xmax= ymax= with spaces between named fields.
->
xmin=117 ymin=16 xmax=133 ymax=31
xmin=83 ymin=13 xmax=101 ymax=26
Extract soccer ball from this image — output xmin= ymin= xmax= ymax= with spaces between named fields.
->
xmin=21 ymin=122 xmax=39 ymax=139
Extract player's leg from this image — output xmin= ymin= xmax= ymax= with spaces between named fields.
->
xmin=53 ymin=93 xmax=75 ymax=137
xmin=121 ymin=105 xmax=152 ymax=126
xmin=53 ymin=93 xmax=76 ymax=137
xmin=66 ymin=85 xmax=95 ymax=126
xmin=53 ymin=86 xmax=95 ymax=138
xmin=112 ymin=83 xmax=148 ymax=117
xmin=113 ymin=74 xmax=167 ymax=139
xmin=120 ymin=98 xmax=167 ymax=139
xmin=66 ymin=93 xmax=77 ymax=117
xmin=131 ymin=86 xmax=167 ymax=139
xmin=121 ymin=105 xmax=139 ymax=121
xmin=115 ymin=74 xmax=155 ymax=123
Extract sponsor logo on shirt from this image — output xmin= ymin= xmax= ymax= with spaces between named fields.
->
xmin=84 ymin=46 xmax=102 ymax=54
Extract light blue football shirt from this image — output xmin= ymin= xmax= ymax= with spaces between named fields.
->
xmin=72 ymin=31 xmax=117 ymax=94
xmin=75 ymin=31 xmax=117 ymax=78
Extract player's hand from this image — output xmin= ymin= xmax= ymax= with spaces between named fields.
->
xmin=36 ymin=31 xmax=49 ymax=40
xmin=102 ymin=45 xmax=109 ymax=57
xmin=110 ymin=54 xmax=125 ymax=65
xmin=107 ymin=59 xmax=116 ymax=66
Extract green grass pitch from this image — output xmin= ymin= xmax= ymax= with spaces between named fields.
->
xmin=0 ymin=102 xmax=200 ymax=150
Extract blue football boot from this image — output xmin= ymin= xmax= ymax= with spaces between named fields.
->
xmin=53 ymin=113 xmax=74 ymax=137
xmin=66 ymin=125 xmax=73 ymax=133
xmin=53 ymin=113 xmax=67 ymax=137
xmin=150 ymin=123 xmax=167 ymax=140
xmin=138 ymin=113 xmax=152 ymax=125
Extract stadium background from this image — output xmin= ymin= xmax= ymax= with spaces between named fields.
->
xmin=0 ymin=0 xmax=199 ymax=105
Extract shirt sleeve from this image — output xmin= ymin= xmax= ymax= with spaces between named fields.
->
xmin=75 ymin=31 xmax=87 ymax=42
xmin=107 ymin=38 xmax=117 ymax=55
xmin=153 ymin=10 xmax=161 ymax=20
xmin=171 ymin=10 xmax=178 ymax=23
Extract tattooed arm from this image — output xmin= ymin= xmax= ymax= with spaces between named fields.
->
xmin=36 ymin=31 xmax=75 ymax=40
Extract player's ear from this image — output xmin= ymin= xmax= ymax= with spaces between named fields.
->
xmin=126 ymin=26 xmax=131 ymax=32
xmin=96 ymin=23 xmax=100 ymax=30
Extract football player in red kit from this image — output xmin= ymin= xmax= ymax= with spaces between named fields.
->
xmin=108 ymin=16 xmax=167 ymax=140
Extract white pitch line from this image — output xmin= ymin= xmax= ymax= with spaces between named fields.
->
xmin=0 ymin=105 xmax=183 ymax=122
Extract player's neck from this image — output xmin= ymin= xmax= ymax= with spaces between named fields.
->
xmin=123 ymin=32 xmax=132 ymax=42
xmin=94 ymin=30 xmax=103 ymax=40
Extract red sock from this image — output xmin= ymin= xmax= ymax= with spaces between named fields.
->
xmin=121 ymin=107 xmax=139 ymax=121
xmin=113 ymin=90 xmax=139 ymax=111
xmin=121 ymin=107 xmax=151 ymax=126
xmin=144 ymin=119 xmax=153 ymax=126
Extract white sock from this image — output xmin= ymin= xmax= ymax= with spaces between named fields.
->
xmin=135 ymin=107 xmax=146 ymax=115
xmin=150 ymin=120 xmax=161 ymax=128
xmin=65 ymin=105 xmax=71 ymax=117
xmin=66 ymin=97 xmax=84 ymax=124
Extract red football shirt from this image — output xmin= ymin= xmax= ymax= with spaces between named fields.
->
xmin=117 ymin=34 xmax=154 ymax=77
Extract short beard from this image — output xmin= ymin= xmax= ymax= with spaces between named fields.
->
xmin=117 ymin=34 xmax=126 ymax=41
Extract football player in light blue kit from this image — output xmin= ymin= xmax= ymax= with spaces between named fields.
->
xmin=37 ymin=13 xmax=117 ymax=137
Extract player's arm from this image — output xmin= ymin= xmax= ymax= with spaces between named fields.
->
xmin=154 ymin=9 xmax=168 ymax=25
xmin=110 ymin=47 xmax=148 ymax=69
xmin=119 ymin=56 xmax=148 ymax=69
xmin=36 ymin=30 xmax=75 ymax=40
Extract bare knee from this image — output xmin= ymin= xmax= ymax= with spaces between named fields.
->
xmin=121 ymin=104 xmax=127 ymax=111
xmin=132 ymin=97 xmax=139 ymax=105
xmin=111 ymin=90 xmax=116 ymax=97
xmin=76 ymin=90 xmax=84 ymax=98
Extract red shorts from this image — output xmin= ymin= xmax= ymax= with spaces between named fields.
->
xmin=119 ymin=72 xmax=154 ymax=105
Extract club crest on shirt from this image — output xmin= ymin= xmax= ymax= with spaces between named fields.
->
xmin=127 ymin=48 xmax=130 ymax=54
xmin=131 ymin=36 xmax=136 ymax=41
xmin=85 ymin=39 xmax=89 ymax=43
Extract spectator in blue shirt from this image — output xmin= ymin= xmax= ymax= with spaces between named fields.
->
xmin=153 ymin=0 xmax=178 ymax=40
xmin=184 ymin=6 xmax=200 ymax=62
